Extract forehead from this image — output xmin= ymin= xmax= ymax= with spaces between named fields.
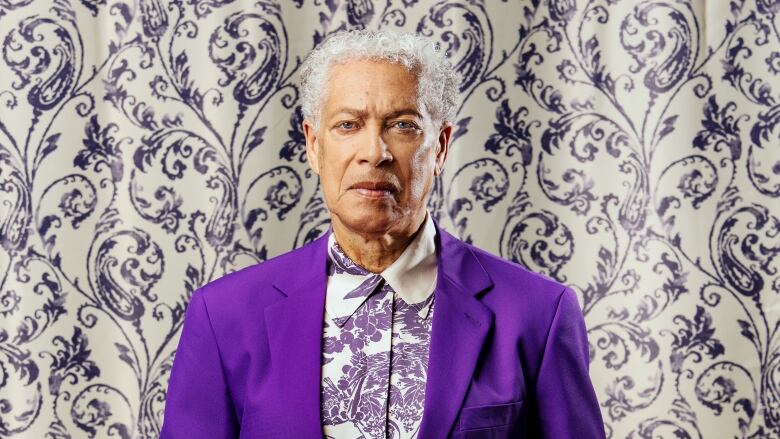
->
xmin=322 ymin=59 xmax=421 ymax=115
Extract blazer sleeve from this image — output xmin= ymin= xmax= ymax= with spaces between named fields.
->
xmin=160 ymin=288 xmax=239 ymax=438
xmin=532 ymin=286 xmax=606 ymax=439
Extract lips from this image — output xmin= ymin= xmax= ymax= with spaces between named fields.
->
xmin=349 ymin=181 xmax=398 ymax=198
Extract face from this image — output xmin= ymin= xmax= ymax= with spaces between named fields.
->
xmin=303 ymin=59 xmax=452 ymax=239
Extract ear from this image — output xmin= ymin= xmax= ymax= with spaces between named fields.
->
xmin=302 ymin=118 xmax=320 ymax=175
xmin=434 ymin=122 xmax=452 ymax=177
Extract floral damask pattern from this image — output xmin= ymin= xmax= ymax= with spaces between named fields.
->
xmin=321 ymin=235 xmax=434 ymax=439
xmin=0 ymin=0 xmax=779 ymax=437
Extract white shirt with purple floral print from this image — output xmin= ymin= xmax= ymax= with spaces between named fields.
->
xmin=321 ymin=213 xmax=437 ymax=439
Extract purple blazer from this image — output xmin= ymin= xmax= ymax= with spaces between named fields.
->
xmin=160 ymin=221 xmax=606 ymax=438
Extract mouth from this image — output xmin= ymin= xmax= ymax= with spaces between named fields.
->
xmin=349 ymin=181 xmax=398 ymax=199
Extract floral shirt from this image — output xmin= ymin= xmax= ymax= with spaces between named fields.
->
xmin=321 ymin=214 xmax=437 ymax=439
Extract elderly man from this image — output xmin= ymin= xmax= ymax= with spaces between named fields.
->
xmin=160 ymin=30 xmax=606 ymax=438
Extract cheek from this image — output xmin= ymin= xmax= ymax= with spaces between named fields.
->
xmin=321 ymin=162 xmax=343 ymax=195
xmin=318 ymin=143 xmax=350 ymax=196
xmin=406 ymin=144 xmax=436 ymax=200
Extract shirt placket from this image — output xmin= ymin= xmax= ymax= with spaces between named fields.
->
xmin=363 ymin=281 xmax=394 ymax=439
xmin=387 ymin=292 xmax=434 ymax=438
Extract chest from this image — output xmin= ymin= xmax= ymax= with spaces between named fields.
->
xmin=320 ymin=284 xmax=436 ymax=438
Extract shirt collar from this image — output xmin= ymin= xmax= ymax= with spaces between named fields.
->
xmin=325 ymin=212 xmax=438 ymax=326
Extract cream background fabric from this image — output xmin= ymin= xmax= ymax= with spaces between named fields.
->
xmin=1 ymin=0 xmax=779 ymax=437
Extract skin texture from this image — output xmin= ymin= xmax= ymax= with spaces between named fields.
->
xmin=303 ymin=59 xmax=452 ymax=273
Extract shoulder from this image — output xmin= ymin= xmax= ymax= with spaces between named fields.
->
xmin=182 ymin=234 xmax=328 ymax=352
xmin=197 ymin=233 xmax=327 ymax=312
xmin=454 ymin=239 xmax=579 ymax=338
xmin=466 ymin=241 xmax=569 ymax=305
xmin=456 ymin=241 xmax=586 ymax=377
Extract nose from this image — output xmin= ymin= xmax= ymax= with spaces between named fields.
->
xmin=357 ymin=124 xmax=393 ymax=166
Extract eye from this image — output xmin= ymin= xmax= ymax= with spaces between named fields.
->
xmin=336 ymin=121 xmax=357 ymax=130
xmin=392 ymin=120 xmax=419 ymax=131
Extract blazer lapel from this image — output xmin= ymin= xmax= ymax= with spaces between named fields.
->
xmin=418 ymin=222 xmax=495 ymax=438
xmin=264 ymin=231 xmax=330 ymax=438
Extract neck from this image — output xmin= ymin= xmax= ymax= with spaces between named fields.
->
xmin=330 ymin=212 xmax=427 ymax=273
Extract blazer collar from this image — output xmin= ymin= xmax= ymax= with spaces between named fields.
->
xmin=266 ymin=218 xmax=494 ymax=437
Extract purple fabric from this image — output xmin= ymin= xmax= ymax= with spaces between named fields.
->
xmin=160 ymin=220 xmax=607 ymax=438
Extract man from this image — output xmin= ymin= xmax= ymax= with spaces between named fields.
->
xmin=161 ymin=29 xmax=606 ymax=438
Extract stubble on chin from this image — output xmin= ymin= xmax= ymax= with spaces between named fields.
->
xmin=331 ymin=196 xmax=409 ymax=239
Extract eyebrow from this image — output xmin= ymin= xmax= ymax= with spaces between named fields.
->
xmin=330 ymin=107 xmax=423 ymax=120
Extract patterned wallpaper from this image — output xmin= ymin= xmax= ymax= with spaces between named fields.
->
xmin=0 ymin=0 xmax=779 ymax=437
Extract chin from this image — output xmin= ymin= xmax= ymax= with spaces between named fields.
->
xmin=337 ymin=209 xmax=399 ymax=236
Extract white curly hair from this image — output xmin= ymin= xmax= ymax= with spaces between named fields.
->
xmin=298 ymin=29 xmax=460 ymax=130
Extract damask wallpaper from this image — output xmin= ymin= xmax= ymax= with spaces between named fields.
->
xmin=0 ymin=0 xmax=778 ymax=437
